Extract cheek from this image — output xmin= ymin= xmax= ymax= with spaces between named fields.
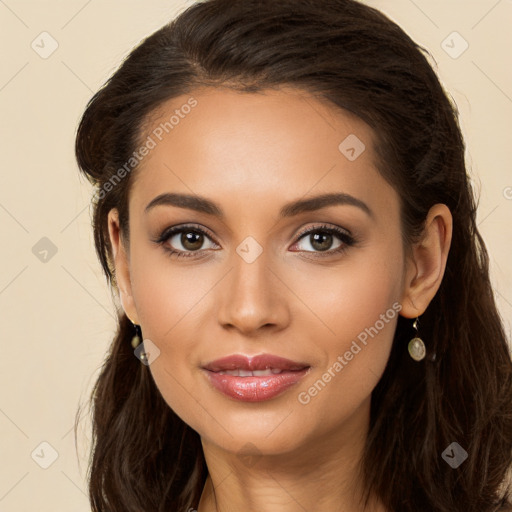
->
xmin=129 ymin=242 xmax=211 ymax=341
xmin=290 ymin=244 xmax=403 ymax=406
xmin=293 ymin=239 xmax=403 ymax=346
xmin=128 ymin=247 xmax=223 ymax=424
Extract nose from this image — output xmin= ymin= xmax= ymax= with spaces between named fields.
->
xmin=216 ymin=249 xmax=290 ymax=336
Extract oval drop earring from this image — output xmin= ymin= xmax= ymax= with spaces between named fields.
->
xmin=130 ymin=321 xmax=142 ymax=349
xmin=408 ymin=317 xmax=426 ymax=361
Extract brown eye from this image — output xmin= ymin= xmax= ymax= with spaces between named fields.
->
xmin=165 ymin=228 xmax=216 ymax=253
xmin=291 ymin=224 xmax=355 ymax=256
xmin=179 ymin=231 xmax=205 ymax=251
xmin=155 ymin=224 xmax=218 ymax=258
xmin=308 ymin=231 xmax=335 ymax=252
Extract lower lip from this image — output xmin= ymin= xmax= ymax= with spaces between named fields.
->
xmin=202 ymin=368 xmax=310 ymax=402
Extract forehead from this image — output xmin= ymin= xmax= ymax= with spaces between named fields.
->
xmin=131 ymin=86 xmax=397 ymax=220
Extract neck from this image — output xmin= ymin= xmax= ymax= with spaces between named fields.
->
xmin=196 ymin=399 xmax=389 ymax=512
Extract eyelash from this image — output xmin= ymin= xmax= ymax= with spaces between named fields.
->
xmin=153 ymin=223 xmax=357 ymax=260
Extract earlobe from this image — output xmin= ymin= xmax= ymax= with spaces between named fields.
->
xmin=400 ymin=203 xmax=453 ymax=319
xmin=107 ymin=208 xmax=139 ymax=324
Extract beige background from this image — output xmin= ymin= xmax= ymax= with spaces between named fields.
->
xmin=0 ymin=1 xmax=511 ymax=510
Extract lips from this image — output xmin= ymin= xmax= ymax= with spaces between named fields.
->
xmin=202 ymin=354 xmax=310 ymax=373
xmin=201 ymin=354 xmax=311 ymax=402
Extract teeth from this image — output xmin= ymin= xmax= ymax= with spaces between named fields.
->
xmin=217 ymin=368 xmax=284 ymax=376
xmin=253 ymin=369 xmax=275 ymax=376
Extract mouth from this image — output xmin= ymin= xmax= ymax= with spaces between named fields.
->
xmin=212 ymin=368 xmax=296 ymax=376
xmin=201 ymin=353 xmax=311 ymax=402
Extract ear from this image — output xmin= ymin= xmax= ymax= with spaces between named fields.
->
xmin=107 ymin=208 xmax=139 ymax=324
xmin=400 ymin=203 xmax=453 ymax=318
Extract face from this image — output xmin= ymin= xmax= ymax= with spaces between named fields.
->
xmin=109 ymin=86 xmax=410 ymax=459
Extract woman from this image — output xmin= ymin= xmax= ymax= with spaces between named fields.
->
xmin=73 ymin=0 xmax=512 ymax=510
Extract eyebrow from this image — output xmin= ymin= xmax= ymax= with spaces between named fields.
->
xmin=144 ymin=192 xmax=374 ymax=219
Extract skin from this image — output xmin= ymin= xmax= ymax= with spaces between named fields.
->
xmin=107 ymin=86 xmax=452 ymax=512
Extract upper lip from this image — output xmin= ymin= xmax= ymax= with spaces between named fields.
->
xmin=202 ymin=354 xmax=310 ymax=372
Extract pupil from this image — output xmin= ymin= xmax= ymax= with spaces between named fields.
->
xmin=311 ymin=232 xmax=332 ymax=251
xmin=182 ymin=231 xmax=203 ymax=250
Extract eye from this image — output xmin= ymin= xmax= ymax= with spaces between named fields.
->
xmin=290 ymin=224 xmax=356 ymax=257
xmin=153 ymin=222 xmax=356 ymax=260
xmin=154 ymin=224 xmax=218 ymax=259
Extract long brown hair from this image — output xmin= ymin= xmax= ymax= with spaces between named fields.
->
xmin=74 ymin=0 xmax=512 ymax=510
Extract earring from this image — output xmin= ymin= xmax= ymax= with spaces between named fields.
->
xmin=408 ymin=317 xmax=426 ymax=361
xmin=130 ymin=321 xmax=142 ymax=349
